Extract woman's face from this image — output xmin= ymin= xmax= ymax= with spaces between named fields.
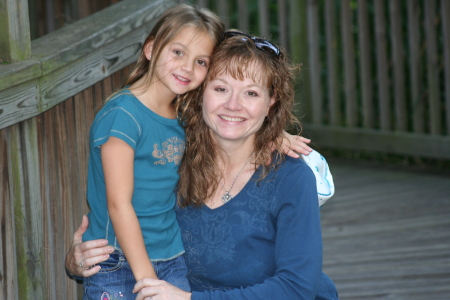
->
xmin=202 ymin=66 xmax=275 ymax=146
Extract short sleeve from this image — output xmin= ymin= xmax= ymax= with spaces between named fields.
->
xmin=91 ymin=106 xmax=141 ymax=150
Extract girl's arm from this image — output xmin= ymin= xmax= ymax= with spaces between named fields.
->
xmin=102 ymin=136 xmax=157 ymax=281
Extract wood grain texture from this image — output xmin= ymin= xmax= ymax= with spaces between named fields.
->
xmin=322 ymin=158 xmax=450 ymax=299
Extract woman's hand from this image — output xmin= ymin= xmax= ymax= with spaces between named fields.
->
xmin=65 ymin=215 xmax=114 ymax=277
xmin=133 ymin=278 xmax=192 ymax=300
xmin=281 ymin=131 xmax=312 ymax=158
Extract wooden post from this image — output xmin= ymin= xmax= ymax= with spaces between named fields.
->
xmin=258 ymin=0 xmax=269 ymax=37
xmin=0 ymin=0 xmax=31 ymax=63
xmin=408 ymin=0 xmax=424 ymax=133
xmin=441 ymin=0 xmax=450 ymax=134
xmin=358 ymin=0 xmax=374 ymax=128
xmin=341 ymin=0 xmax=357 ymax=127
xmin=326 ymin=0 xmax=341 ymax=126
xmin=307 ymin=0 xmax=323 ymax=124
xmin=289 ymin=0 xmax=311 ymax=123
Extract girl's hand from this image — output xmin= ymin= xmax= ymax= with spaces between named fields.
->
xmin=65 ymin=215 xmax=114 ymax=277
xmin=281 ymin=131 xmax=312 ymax=158
xmin=133 ymin=278 xmax=192 ymax=300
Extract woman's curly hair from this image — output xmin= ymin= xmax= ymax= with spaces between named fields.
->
xmin=176 ymin=33 xmax=301 ymax=207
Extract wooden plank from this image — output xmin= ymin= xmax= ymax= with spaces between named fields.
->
xmin=442 ymin=0 xmax=450 ymax=134
xmin=217 ymin=0 xmax=230 ymax=29
xmin=0 ymin=0 xmax=173 ymax=130
xmin=277 ymin=0 xmax=288 ymax=50
xmin=289 ymin=0 xmax=311 ymax=122
xmin=302 ymin=123 xmax=450 ymax=159
xmin=425 ymin=0 xmax=441 ymax=134
xmin=341 ymin=0 xmax=357 ymax=127
xmin=389 ymin=0 xmax=407 ymax=131
xmin=258 ymin=0 xmax=269 ymax=37
xmin=0 ymin=0 xmax=31 ymax=62
xmin=0 ymin=128 xmax=19 ymax=300
xmin=407 ymin=0 xmax=424 ymax=133
xmin=238 ymin=0 xmax=249 ymax=33
xmin=321 ymin=158 xmax=450 ymax=299
xmin=307 ymin=0 xmax=323 ymax=123
xmin=357 ymin=0 xmax=373 ymax=128
xmin=0 ymin=80 xmax=40 ymax=131
xmin=374 ymin=0 xmax=391 ymax=130
xmin=325 ymin=0 xmax=340 ymax=126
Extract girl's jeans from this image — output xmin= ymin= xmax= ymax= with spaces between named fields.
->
xmin=83 ymin=250 xmax=190 ymax=299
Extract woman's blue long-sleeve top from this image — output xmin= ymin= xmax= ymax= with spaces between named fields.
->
xmin=176 ymin=156 xmax=337 ymax=299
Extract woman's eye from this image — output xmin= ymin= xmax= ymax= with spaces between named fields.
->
xmin=247 ymin=91 xmax=258 ymax=97
xmin=215 ymin=87 xmax=226 ymax=92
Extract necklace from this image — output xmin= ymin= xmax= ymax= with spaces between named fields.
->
xmin=221 ymin=154 xmax=253 ymax=204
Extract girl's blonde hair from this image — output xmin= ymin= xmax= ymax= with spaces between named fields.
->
xmin=177 ymin=34 xmax=301 ymax=207
xmin=122 ymin=4 xmax=224 ymax=91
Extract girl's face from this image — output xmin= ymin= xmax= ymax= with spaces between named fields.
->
xmin=146 ymin=27 xmax=214 ymax=99
xmin=202 ymin=65 xmax=275 ymax=147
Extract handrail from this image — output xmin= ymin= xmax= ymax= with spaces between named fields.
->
xmin=0 ymin=0 xmax=175 ymax=130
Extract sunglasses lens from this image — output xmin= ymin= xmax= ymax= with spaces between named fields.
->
xmin=253 ymin=40 xmax=280 ymax=57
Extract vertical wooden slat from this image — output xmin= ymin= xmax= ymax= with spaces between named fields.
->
xmin=358 ymin=0 xmax=373 ymax=128
xmin=197 ymin=0 xmax=208 ymax=8
xmin=44 ymin=0 xmax=56 ymax=33
xmin=307 ymin=0 xmax=322 ymax=124
xmin=325 ymin=0 xmax=340 ymax=126
xmin=289 ymin=0 xmax=311 ymax=122
xmin=258 ymin=0 xmax=269 ymax=37
xmin=389 ymin=0 xmax=407 ymax=131
xmin=425 ymin=0 xmax=441 ymax=134
xmin=341 ymin=0 xmax=357 ymax=127
xmin=442 ymin=0 xmax=450 ymax=135
xmin=374 ymin=0 xmax=391 ymax=130
xmin=277 ymin=0 xmax=288 ymax=50
xmin=41 ymin=108 xmax=58 ymax=299
xmin=0 ymin=0 xmax=31 ymax=62
xmin=0 ymin=128 xmax=19 ymax=300
xmin=217 ymin=0 xmax=230 ymax=29
xmin=408 ymin=0 xmax=424 ymax=133
xmin=238 ymin=0 xmax=249 ymax=33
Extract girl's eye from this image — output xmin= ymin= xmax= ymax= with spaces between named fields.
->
xmin=173 ymin=50 xmax=183 ymax=56
xmin=197 ymin=59 xmax=208 ymax=67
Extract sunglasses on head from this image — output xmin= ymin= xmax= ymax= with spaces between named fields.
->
xmin=222 ymin=31 xmax=281 ymax=58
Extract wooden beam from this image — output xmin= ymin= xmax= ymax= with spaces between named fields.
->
xmin=0 ymin=0 xmax=174 ymax=130
xmin=0 ymin=0 xmax=31 ymax=63
xmin=302 ymin=123 xmax=450 ymax=160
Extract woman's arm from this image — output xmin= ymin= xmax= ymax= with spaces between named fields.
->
xmin=102 ymin=137 xmax=157 ymax=281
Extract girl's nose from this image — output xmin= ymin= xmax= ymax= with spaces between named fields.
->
xmin=181 ymin=60 xmax=193 ymax=73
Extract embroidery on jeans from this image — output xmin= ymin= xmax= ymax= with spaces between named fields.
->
xmin=101 ymin=292 xmax=111 ymax=300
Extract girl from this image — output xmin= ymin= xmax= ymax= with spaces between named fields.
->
xmin=81 ymin=4 xmax=224 ymax=299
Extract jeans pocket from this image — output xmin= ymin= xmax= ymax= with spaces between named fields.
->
xmin=96 ymin=250 xmax=125 ymax=273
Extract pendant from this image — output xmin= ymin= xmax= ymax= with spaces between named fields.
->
xmin=222 ymin=191 xmax=233 ymax=203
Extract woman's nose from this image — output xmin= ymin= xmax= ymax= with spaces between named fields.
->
xmin=224 ymin=93 xmax=242 ymax=110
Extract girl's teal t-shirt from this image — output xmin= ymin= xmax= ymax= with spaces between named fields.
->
xmin=83 ymin=90 xmax=185 ymax=261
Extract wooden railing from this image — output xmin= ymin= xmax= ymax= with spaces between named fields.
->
xmin=189 ymin=0 xmax=450 ymax=160
xmin=1 ymin=0 xmax=449 ymax=299
xmin=0 ymin=1 xmax=174 ymax=298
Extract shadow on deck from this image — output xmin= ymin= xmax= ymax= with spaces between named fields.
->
xmin=321 ymin=158 xmax=450 ymax=300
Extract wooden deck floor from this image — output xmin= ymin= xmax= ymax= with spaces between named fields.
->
xmin=320 ymin=158 xmax=450 ymax=300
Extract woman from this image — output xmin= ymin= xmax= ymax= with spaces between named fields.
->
xmin=66 ymin=31 xmax=338 ymax=299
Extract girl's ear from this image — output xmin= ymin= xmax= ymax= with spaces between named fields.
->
xmin=144 ymin=40 xmax=154 ymax=60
